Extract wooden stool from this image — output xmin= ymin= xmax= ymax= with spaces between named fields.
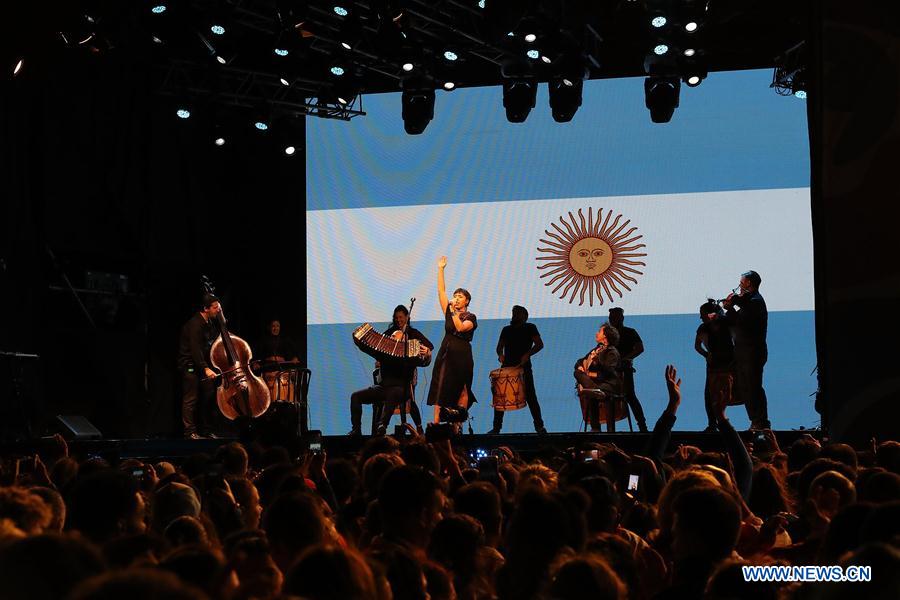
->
xmin=578 ymin=389 xmax=632 ymax=432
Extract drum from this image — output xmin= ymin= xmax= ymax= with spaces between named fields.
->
xmin=259 ymin=361 xmax=303 ymax=403
xmin=490 ymin=366 xmax=527 ymax=411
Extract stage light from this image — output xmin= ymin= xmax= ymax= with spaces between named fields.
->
xmin=526 ymin=49 xmax=539 ymax=60
xmin=13 ymin=58 xmax=24 ymax=76
xmin=502 ymin=79 xmax=537 ymax=123
xmin=443 ymin=81 xmax=456 ymax=90
xmin=210 ymin=25 xmax=225 ymax=35
xmin=685 ymin=21 xmax=698 ymax=32
xmin=330 ymin=66 xmax=345 ymax=76
xmin=540 ymin=55 xmax=552 ymax=64
xmin=478 ymin=0 xmax=485 ymax=7
xmin=285 ymin=145 xmax=296 ymax=155
xmin=151 ymin=5 xmax=166 ymax=14
xmin=216 ymin=55 xmax=227 ymax=64
xmin=215 ymin=137 xmax=225 ymax=146
xmin=443 ymin=50 xmax=458 ymax=61
xmin=333 ymin=6 xmax=348 ymax=17
xmin=402 ymin=62 xmax=414 ymax=72
xmin=524 ymin=33 xmax=537 ymax=43
xmin=654 ymin=44 xmax=669 ymax=56
xmin=341 ymin=41 xmax=352 ymax=50
xmin=254 ymin=121 xmax=269 ymax=131
xmin=645 ymin=76 xmax=680 ymax=123
xmin=549 ymin=77 xmax=583 ymax=122
xmin=176 ymin=108 xmax=191 ymax=119
xmin=280 ymin=77 xmax=290 ymax=86
xmin=683 ymin=48 xmax=696 ymax=57
xmin=401 ymin=87 xmax=435 ymax=134
xmin=651 ymin=16 xmax=667 ymax=28
xmin=274 ymin=48 xmax=288 ymax=56
xmin=686 ymin=75 xmax=701 ymax=86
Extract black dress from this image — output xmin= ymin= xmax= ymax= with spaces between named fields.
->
xmin=427 ymin=306 xmax=477 ymax=408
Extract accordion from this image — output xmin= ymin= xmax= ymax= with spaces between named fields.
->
xmin=352 ymin=323 xmax=429 ymax=365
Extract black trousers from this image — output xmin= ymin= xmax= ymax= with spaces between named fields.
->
xmin=574 ymin=370 xmax=611 ymax=430
xmin=621 ymin=368 xmax=647 ymax=429
xmin=492 ymin=366 xmax=544 ymax=431
xmin=350 ymin=385 xmax=421 ymax=433
xmin=735 ymin=347 xmax=769 ymax=428
xmin=181 ymin=369 xmax=216 ymax=435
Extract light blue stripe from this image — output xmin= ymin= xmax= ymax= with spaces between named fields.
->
xmin=307 ymin=69 xmax=810 ymax=210
xmin=306 ymin=311 xmax=818 ymax=434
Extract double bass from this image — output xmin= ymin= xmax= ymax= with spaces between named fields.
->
xmin=203 ymin=277 xmax=271 ymax=420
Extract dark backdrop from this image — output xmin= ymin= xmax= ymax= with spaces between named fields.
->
xmin=1 ymin=48 xmax=306 ymax=438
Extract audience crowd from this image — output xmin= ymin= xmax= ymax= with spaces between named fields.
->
xmin=0 ymin=366 xmax=898 ymax=600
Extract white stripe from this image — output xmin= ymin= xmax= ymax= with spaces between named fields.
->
xmin=307 ymin=188 xmax=813 ymax=324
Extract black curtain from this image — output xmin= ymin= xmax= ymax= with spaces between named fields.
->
xmin=1 ymin=48 xmax=306 ymax=439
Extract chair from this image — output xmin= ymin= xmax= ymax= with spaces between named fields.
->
xmin=577 ymin=388 xmax=633 ymax=432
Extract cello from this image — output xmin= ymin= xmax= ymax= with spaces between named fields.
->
xmin=202 ymin=277 xmax=271 ymax=420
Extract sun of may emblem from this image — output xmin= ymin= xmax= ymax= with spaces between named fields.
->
xmin=536 ymin=208 xmax=647 ymax=306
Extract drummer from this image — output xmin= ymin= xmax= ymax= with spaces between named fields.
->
xmin=488 ymin=305 xmax=547 ymax=434
xmin=256 ymin=319 xmax=300 ymax=365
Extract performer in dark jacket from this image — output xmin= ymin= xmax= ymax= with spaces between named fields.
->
xmin=349 ymin=305 xmax=433 ymax=435
xmin=574 ymin=323 xmax=623 ymax=431
xmin=723 ymin=270 xmax=769 ymax=429
xmin=608 ymin=307 xmax=649 ymax=432
xmin=177 ymin=294 xmax=221 ymax=439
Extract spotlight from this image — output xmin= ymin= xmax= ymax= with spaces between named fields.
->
xmin=478 ymin=0 xmax=485 ymax=7
xmin=653 ymin=44 xmax=668 ymax=56
xmin=540 ymin=55 xmax=552 ymax=64
xmin=402 ymin=62 xmax=414 ymax=72
xmin=280 ymin=77 xmax=290 ymax=86
xmin=274 ymin=48 xmax=289 ymax=56
xmin=401 ymin=87 xmax=435 ymax=134
xmin=791 ymin=70 xmax=808 ymax=99
xmin=683 ymin=48 xmax=696 ymax=57
xmin=210 ymin=24 xmax=225 ymax=35
xmin=549 ymin=78 xmax=583 ymax=122
xmin=502 ymin=79 xmax=537 ymax=123
xmin=330 ymin=65 xmax=345 ymax=76
xmin=215 ymin=137 xmax=226 ymax=146
xmin=284 ymin=145 xmax=296 ymax=155
xmin=254 ymin=121 xmax=269 ymax=131
xmin=526 ymin=49 xmax=539 ymax=60
xmin=685 ymin=21 xmax=698 ymax=32
xmin=683 ymin=64 xmax=707 ymax=88
xmin=524 ymin=33 xmax=537 ymax=43
xmin=13 ymin=58 xmax=24 ymax=76
xmin=341 ymin=41 xmax=352 ymax=50
xmin=651 ymin=16 xmax=667 ymax=28
xmin=216 ymin=55 xmax=227 ymax=64
xmin=333 ymin=6 xmax=348 ymax=17
xmin=176 ymin=108 xmax=191 ymax=119
xmin=151 ymin=5 xmax=166 ymax=14
xmin=644 ymin=76 xmax=680 ymax=123
xmin=443 ymin=50 xmax=458 ymax=61
xmin=443 ymin=81 xmax=456 ymax=91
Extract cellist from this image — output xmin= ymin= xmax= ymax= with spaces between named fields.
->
xmin=177 ymin=293 xmax=220 ymax=439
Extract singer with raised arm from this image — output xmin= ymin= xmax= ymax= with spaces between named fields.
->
xmin=426 ymin=256 xmax=477 ymax=424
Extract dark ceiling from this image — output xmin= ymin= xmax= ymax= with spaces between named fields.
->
xmin=3 ymin=1 xmax=810 ymax=122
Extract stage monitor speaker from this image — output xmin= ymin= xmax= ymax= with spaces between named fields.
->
xmin=55 ymin=415 xmax=102 ymax=440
